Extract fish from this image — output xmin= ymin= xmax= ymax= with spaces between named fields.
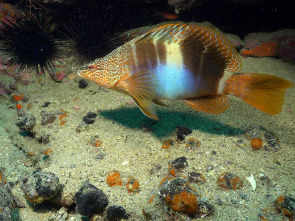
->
xmin=155 ymin=10 xmax=179 ymax=20
xmin=77 ymin=23 xmax=293 ymax=120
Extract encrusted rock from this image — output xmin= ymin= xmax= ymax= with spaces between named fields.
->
xmin=0 ymin=181 xmax=24 ymax=221
xmin=244 ymin=125 xmax=280 ymax=151
xmin=217 ymin=172 xmax=243 ymax=190
xmin=21 ymin=171 xmax=63 ymax=204
xmin=168 ymin=156 xmax=189 ymax=176
xmin=158 ymin=177 xmax=198 ymax=214
xmin=41 ymin=111 xmax=57 ymax=125
xmin=275 ymin=195 xmax=295 ymax=218
xmin=16 ymin=114 xmax=36 ymax=131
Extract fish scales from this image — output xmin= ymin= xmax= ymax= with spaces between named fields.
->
xmin=77 ymin=22 xmax=293 ymax=120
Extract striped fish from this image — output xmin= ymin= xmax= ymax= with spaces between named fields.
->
xmin=77 ymin=23 xmax=293 ymax=120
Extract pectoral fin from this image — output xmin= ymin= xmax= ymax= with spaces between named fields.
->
xmin=183 ymin=95 xmax=230 ymax=114
xmin=124 ymin=71 xmax=159 ymax=120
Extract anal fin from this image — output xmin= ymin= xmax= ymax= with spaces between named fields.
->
xmin=183 ymin=95 xmax=230 ymax=114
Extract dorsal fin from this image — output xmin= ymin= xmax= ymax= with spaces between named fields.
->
xmin=131 ymin=22 xmax=242 ymax=73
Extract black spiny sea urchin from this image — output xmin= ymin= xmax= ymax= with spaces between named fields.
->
xmin=0 ymin=10 xmax=63 ymax=73
xmin=62 ymin=0 xmax=158 ymax=65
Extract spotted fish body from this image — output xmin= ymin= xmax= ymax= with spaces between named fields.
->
xmin=78 ymin=23 xmax=293 ymax=120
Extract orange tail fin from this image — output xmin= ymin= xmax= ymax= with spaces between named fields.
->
xmin=223 ymin=73 xmax=293 ymax=114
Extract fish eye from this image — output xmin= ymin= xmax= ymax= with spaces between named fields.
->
xmin=88 ymin=64 xmax=95 ymax=69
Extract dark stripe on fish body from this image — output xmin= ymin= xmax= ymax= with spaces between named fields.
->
xmin=181 ymin=33 xmax=225 ymax=97
xmin=156 ymin=42 xmax=166 ymax=65
xmin=135 ymin=42 xmax=158 ymax=71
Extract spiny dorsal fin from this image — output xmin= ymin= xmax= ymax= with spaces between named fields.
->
xmin=131 ymin=22 xmax=242 ymax=73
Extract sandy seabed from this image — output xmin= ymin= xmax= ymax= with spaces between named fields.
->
xmin=0 ymin=50 xmax=295 ymax=220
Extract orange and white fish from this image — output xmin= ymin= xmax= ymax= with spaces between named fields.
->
xmin=77 ymin=23 xmax=293 ymax=120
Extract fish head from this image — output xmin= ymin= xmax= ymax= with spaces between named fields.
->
xmin=77 ymin=61 xmax=119 ymax=88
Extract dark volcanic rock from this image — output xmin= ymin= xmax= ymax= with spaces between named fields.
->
xmin=75 ymin=181 xmax=108 ymax=216
xmin=106 ymin=205 xmax=130 ymax=220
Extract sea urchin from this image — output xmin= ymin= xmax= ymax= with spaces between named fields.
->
xmin=0 ymin=10 xmax=63 ymax=73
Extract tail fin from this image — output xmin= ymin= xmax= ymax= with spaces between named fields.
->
xmin=223 ymin=73 xmax=293 ymax=114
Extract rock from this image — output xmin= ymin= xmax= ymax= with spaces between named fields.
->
xmin=168 ymin=156 xmax=189 ymax=176
xmin=275 ymin=195 xmax=295 ymax=218
xmin=158 ymin=177 xmax=198 ymax=214
xmin=21 ymin=171 xmax=63 ymax=204
xmin=78 ymin=79 xmax=88 ymax=89
xmin=243 ymin=125 xmax=280 ymax=152
xmin=82 ymin=116 xmax=95 ymax=124
xmin=0 ymin=182 xmax=24 ymax=221
xmin=48 ymin=207 xmax=68 ymax=221
xmin=196 ymin=201 xmax=214 ymax=218
xmin=217 ymin=172 xmax=243 ymax=190
xmin=42 ymin=102 xmax=51 ymax=108
xmin=188 ymin=172 xmax=206 ymax=183
xmin=106 ymin=205 xmax=130 ymax=221
xmin=41 ymin=111 xmax=57 ymax=125
xmin=175 ymin=126 xmax=192 ymax=141
xmin=16 ymin=114 xmax=36 ymax=131
xmin=86 ymin=112 xmax=97 ymax=118
xmin=240 ymin=29 xmax=295 ymax=63
xmin=75 ymin=181 xmax=108 ymax=216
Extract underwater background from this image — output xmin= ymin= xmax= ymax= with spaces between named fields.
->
xmin=0 ymin=0 xmax=295 ymax=220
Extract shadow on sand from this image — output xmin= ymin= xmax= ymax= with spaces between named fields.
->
xmin=100 ymin=107 xmax=243 ymax=138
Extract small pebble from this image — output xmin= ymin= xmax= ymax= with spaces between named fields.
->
xmin=8 ymin=84 xmax=17 ymax=91
xmin=42 ymin=102 xmax=51 ymax=108
xmin=188 ymin=172 xmax=206 ymax=183
xmin=239 ymin=193 xmax=249 ymax=200
xmin=186 ymin=138 xmax=201 ymax=150
xmin=217 ymin=172 xmax=243 ymax=190
xmin=82 ymin=116 xmax=95 ymax=124
xmin=196 ymin=201 xmax=214 ymax=218
xmin=175 ymin=126 xmax=192 ymax=141
xmin=41 ymin=111 xmax=56 ymax=125
xmin=87 ymin=112 xmax=97 ymax=118
xmin=126 ymin=178 xmax=140 ymax=193
xmin=78 ymin=79 xmax=88 ymax=89
xmin=168 ymin=156 xmax=188 ymax=176
xmin=206 ymin=165 xmax=214 ymax=172
xmin=17 ymin=110 xmax=26 ymax=117
xmin=162 ymin=139 xmax=174 ymax=149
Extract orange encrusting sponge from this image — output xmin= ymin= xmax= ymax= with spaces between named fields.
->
xmin=106 ymin=170 xmax=122 ymax=187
